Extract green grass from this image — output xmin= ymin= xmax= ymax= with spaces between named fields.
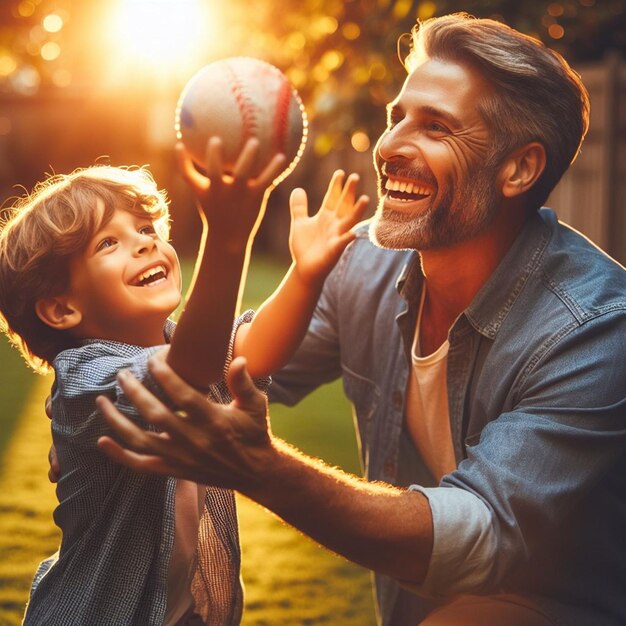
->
xmin=0 ymin=254 xmax=377 ymax=626
xmin=0 ymin=339 xmax=36 ymax=464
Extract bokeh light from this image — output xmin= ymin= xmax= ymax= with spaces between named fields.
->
xmin=351 ymin=130 xmax=370 ymax=152
xmin=40 ymin=42 xmax=61 ymax=61
xmin=549 ymin=24 xmax=565 ymax=39
xmin=43 ymin=14 xmax=64 ymax=33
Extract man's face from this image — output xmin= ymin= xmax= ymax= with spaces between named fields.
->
xmin=66 ymin=205 xmax=182 ymax=345
xmin=371 ymin=57 xmax=502 ymax=251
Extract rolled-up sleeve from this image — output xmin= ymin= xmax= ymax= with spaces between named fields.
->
xmin=404 ymin=485 xmax=497 ymax=597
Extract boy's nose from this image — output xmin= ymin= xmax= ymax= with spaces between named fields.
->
xmin=133 ymin=234 xmax=157 ymax=256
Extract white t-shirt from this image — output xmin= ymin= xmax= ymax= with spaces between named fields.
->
xmin=164 ymin=480 xmax=205 ymax=626
xmin=405 ymin=287 xmax=456 ymax=481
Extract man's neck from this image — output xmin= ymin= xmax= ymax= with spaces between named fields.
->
xmin=418 ymin=206 xmax=527 ymax=353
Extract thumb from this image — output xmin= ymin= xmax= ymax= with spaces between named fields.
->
xmin=289 ymin=187 xmax=308 ymax=220
xmin=227 ymin=357 xmax=265 ymax=413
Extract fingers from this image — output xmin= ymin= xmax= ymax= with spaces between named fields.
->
xmin=320 ymin=170 xmax=346 ymax=211
xmin=205 ymin=136 xmax=225 ymax=181
xmin=175 ymin=142 xmax=209 ymax=193
xmin=97 ymin=435 xmax=176 ymax=477
xmin=289 ymin=187 xmax=308 ymax=221
xmin=230 ymin=138 xmax=260 ymax=179
xmin=111 ymin=369 xmax=189 ymax=439
xmin=226 ymin=357 xmax=266 ymax=413
xmin=319 ymin=171 xmax=369 ymax=223
xmin=256 ymin=152 xmax=288 ymax=190
xmin=147 ymin=357 xmax=206 ymax=415
xmin=335 ymin=173 xmax=360 ymax=217
xmin=344 ymin=193 xmax=370 ymax=225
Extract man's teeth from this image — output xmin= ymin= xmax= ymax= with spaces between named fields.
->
xmin=136 ymin=265 xmax=167 ymax=285
xmin=385 ymin=179 xmax=430 ymax=196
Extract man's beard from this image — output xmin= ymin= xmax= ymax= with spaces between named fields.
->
xmin=370 ymin=161 xmax=501 ymax=251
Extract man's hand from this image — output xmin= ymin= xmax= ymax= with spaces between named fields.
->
xmin=289 ymin=170 xmax=369 ymax=287
xmin=97 ymin=355 xmax=432 ymax=584
xmin=97 ymin=356 xmax=275 ymax=491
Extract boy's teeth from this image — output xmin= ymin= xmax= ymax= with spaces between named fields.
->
xmin=136 ymin=265 xmax=166 ymax=284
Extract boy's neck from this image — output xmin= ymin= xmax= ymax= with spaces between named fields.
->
xmin=74 ymin=316 xmax=170 ymax=347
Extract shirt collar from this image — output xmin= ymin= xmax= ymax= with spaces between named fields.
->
xmin=465 ymin=209 xmax=552 ymax=338
xmin=395 ymin=209 xmax=553 ymax=339
xmin=396 ymin=251 xmax=424 ymax=306
xmin=79 ymin=318 xmax=176 ymax=351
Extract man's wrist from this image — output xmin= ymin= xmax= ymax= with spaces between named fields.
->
xmin=240 ymin=436 xmax=295 ymax=501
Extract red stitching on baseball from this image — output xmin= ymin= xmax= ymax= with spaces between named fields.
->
xmin=225 ymin=61 xmax=259 ymax=154
xmin=273 ymin=77 xmax=292 ymax=156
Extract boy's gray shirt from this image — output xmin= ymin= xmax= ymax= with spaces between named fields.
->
xmin=23 ymin=315 xmax=258 ymax=626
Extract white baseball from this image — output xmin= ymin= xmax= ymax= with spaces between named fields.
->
xmin=175 ymin=57 xmax=308 ymax=184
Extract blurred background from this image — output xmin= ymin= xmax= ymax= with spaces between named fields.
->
xmin=0 ymin=0 xmax=625 ymax=624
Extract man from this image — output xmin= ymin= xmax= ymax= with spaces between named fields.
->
xmin=96 ymin=13 xmax=625 ymax=626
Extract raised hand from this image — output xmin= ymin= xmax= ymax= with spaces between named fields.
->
xmin=289 ymin=170 xmax=369 ymax=287
xmin=176 ymin=138 xmax=287 ymax=247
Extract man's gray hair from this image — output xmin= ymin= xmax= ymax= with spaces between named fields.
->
xmin=406 ymin=13 xmax=590 ymax=209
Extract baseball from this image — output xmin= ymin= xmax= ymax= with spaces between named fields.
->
xmin=175 ymin=57 xmax=308 ymax=184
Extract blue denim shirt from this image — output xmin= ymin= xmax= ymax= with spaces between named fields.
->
xmin=270 ymin=209 xmax=626 ymax=626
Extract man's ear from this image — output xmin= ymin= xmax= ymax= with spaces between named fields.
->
xmin=498 ymin=142 xmax=547 ymax=198
xmin=35 ymin=296 xmax=82 ymax=330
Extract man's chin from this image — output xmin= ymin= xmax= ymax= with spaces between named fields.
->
xmin=369 ymin=210 xmax=423 ymax=251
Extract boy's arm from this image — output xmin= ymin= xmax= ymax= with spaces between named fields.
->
xmin=235 ymin=171 xmax=369 ymax=377
xmin=167 ymin=138 xmax=286 ymax=390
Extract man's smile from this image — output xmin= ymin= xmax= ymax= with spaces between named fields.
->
xmin=384 ymin=176 xmax=433 ymax=202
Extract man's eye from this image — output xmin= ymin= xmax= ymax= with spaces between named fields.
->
xmin=96 ymin=238 xmax=116 ymax=251
xmin=428 ymin=121 xmax=450 ymax=134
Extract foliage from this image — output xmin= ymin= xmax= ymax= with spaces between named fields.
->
xmin=0 ymin=0 xmax=624 ymax=154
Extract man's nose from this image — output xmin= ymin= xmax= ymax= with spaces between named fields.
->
xmin=376 ymin=126 xmax=419 ymax=162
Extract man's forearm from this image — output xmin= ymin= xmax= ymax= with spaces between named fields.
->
xmin=246 ymin=437 xmax=433 ymax=584
xmin=97 ymin=357 xmax=433 ymax=584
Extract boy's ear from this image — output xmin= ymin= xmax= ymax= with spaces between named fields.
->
xmin=498 ymin=142 xmax=547 ymax=199
xmin=35 ymin=296 xmax=82 ymax=330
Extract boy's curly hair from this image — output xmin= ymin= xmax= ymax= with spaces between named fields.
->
xmin=0 ymin=165 xmax=171 ymax=374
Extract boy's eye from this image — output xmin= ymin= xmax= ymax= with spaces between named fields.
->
xmin=138 ymin=224 xmax=157 ymax=236
xmin=96 ymin=237 xmax=116 ymax=252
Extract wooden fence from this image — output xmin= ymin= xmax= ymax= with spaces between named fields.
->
xmin=547 ymin=52 xmax=625 ymax=265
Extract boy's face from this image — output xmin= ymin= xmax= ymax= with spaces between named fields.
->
xmin=65 ymin=206 xmax=182 ymax=346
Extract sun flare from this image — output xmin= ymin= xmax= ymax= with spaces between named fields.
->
xmin=110 ymin=0 xmax=214 ymax=76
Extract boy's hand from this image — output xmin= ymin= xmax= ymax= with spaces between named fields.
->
xmin=289 ymin=170 xmax=369 ymax=287
xmin=176 ymin=138 xmax=287 ymax=248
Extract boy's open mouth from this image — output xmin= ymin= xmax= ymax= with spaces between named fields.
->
xmin=131 ymin=264 xmax=168 ymax=287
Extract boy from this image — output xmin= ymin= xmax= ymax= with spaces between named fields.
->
xmin=0 ymin=137 xmax=368 ymax=625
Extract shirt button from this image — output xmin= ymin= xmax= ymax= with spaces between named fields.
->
xmin=392 ymin=390 xmax=403 ymax=411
